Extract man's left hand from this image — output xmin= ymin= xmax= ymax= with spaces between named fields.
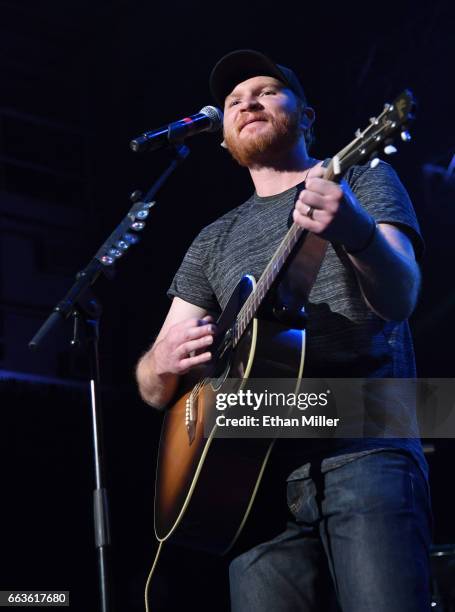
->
xmin=293 ymin=167 xmax=373 ymax=252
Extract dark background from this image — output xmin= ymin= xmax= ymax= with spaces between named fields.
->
xmin=1 ymin=1 xmax=454 ymax=610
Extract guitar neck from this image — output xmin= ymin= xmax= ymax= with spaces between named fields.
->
xmin=233 ymin=89 xmax=416 ymax=344
xmin=233 ymin=223 xmax=302 ymax=344
xmin=233 ymin=157 xmax=340 ymax=344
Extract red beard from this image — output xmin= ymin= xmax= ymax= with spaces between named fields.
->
xmin=223 ymin=107 xmax=302 ymax=167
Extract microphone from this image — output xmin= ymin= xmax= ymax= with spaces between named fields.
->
xmin=130 ymin=105 xmax=223 ymax=153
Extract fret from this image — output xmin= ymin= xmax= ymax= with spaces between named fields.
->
xmin=233 ymin=223 xmax=304 ymax=337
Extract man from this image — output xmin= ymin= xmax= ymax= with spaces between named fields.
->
xmin=136 ymin=50 xmax=432 ymax=611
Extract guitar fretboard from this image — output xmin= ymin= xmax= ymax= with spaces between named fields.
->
xmin=230 ymin=89 xmax=415 ymax=347
xmin=232 ymin=220 xmax=305 ymax=345
xmin=232 ymin=159 xmax=337 ymax=346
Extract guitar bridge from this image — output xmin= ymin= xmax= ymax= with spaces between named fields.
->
xmin=185 ymin=392 xmax=197 ymax=444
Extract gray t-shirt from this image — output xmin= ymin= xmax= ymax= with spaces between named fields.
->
xmin=168 ymin=160 xmax=428 ymax=477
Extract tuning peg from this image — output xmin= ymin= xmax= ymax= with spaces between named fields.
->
xmin=400 ymin=130 xmax=412 ymax=142
xmin=100 ymin=255 xmax=115 ymax=266
xmin=355 ymin=128 xmax=362 ymax=138
xmin=369 ymin=117 xmax=379 ymax=125
xmin=132 ymin=221 xmax=145 ymax=231
xmin=108 ymin=247 xmax=123 ymax=258
xmin=116 ymin=240 xmax=129 ymax=251
xmin=370 ymin=158 xmax=380 ymax=169
xmin=135 ymin=209 xmax=149 ymax=220
xmin=384 ymin=144 xmax=398 ymax=155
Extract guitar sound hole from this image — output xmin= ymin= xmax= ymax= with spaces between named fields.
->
xmin=211 ymin=331 xmax=233 ymax=387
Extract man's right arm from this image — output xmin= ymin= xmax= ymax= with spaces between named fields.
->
xmin=135 ymin=297 xmax=216 ymax=410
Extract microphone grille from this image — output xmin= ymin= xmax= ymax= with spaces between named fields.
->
xmin=200 ymin=105 xmax=223 ymax=132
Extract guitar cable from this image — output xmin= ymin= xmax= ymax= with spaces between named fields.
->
xmin=144 ymin=540 xmax=164 ymax=612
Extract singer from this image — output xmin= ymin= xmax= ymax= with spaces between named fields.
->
xmin=136 ymin=50 xmax=432 ymax=611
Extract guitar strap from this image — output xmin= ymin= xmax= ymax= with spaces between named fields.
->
xmin=273 ymin=161 xmax=333 ymax=310
xmin=273 ymin=230 xmax=328 ymax=313
xmin=289 ymin=232 xmax=329 ymax=302
xmin=276 ymin=157 xmax=332 ymax=307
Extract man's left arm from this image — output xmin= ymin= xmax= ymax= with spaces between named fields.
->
xmin=344 ymin=222 xmax=420 ymax=321
xmin=293 ymin=167 xmax=421 ymax=322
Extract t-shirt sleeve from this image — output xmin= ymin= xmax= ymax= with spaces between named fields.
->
xmin=347 ymin=160 xmax=424 ymax=260
xmin=167 ymin=227 xmax=220 ymax=313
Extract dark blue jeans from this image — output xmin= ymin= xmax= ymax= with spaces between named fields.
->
xmin=229 ymin=450 xmax=432 ymax=611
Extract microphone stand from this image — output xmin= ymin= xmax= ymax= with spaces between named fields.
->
xmin=29 ymin=144 xmax=190 ymax=612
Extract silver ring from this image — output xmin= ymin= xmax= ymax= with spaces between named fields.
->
xmin=306 ymin=205 xmax=315 ymax=219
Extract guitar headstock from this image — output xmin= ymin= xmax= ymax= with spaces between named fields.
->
xmin=326 ymin=90 xmax=416 ymax=181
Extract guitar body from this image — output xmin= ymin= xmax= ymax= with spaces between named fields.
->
xmin=154 ymin=275 xmax=305 ymax=554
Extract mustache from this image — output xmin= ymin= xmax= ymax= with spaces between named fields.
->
xmin=238 ymin=112 xmax=270 ymax=131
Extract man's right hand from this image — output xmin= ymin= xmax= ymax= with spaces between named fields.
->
xmin=136 ymin=298 xmax=215 ymax=409
xmin=152 ymin=315 xmax=216 ymax=376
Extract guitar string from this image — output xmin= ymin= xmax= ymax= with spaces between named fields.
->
xmin=234 ymin=162 xmax=315 ymax=335
xmin=187 ymin=106 xmax=396 ymax=412
xmin=187 ymin=229 xmax=301 ymax=405
xmin=187 ymin=167 xmax=314 ymax=410
xmin=236 ymin=217 xmax=302 ymax=336
xmin=159 ymin=100 xmax=406 ymax=611
xmin=233 ymin=104 xmax=399 ymax=339
xmin=189 ymin=211 xmax=303 ymax=405
xmin=188 ymin=106 xmax=399 ymax=408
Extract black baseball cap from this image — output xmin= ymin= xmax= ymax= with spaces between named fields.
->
xmin=209 ymin=49 xmax=308 ymax=108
